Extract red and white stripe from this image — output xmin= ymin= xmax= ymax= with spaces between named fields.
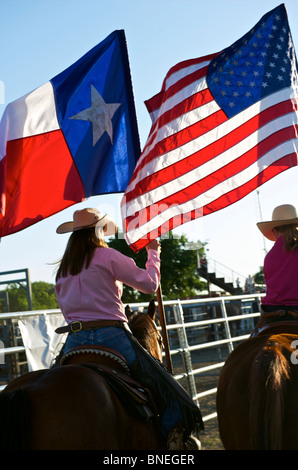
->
xmin=121 ymin=55 xmax=298 ymax=251
xmin=0 ymin=82 xmax=84 ymax=235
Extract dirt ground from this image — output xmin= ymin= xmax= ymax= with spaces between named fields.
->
xmin=197 ymin=375 xmax=224 ymax=450
xmin=172 ymin=350 xmax=227 ymax=451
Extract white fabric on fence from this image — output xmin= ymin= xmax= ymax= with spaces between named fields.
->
xmin=18 ymin=313 xmax=67 ymax=371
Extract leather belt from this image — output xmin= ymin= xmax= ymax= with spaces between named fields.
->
xmin=55 ymin=320 xmax=126 ymax=334
xmin=260 ymin=308 xmax=298 ymax=319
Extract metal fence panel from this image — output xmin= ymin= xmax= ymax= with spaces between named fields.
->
xmin=0 ymin=293 xmax=263 ymax=420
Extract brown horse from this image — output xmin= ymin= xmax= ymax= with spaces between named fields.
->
xmin=0 ymin=300 xmax=163 ymax=450
xmin=216 ymin=323 xmax=298 ymax=449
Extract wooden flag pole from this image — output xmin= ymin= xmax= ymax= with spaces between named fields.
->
xmin=156 ymin=284 xmax=173 ymax=374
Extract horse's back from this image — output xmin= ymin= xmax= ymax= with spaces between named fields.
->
xmin=216 ymin=337 xmax=258 ymax=449
xmin=2 ymin=365 xmax=160 ymax=450
xmin=217 ymin=332 xmax=298 ymax=449
xmin=1 ymin=303 xmax=163 ymax=450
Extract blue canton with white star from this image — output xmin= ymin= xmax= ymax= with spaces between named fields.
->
xmin=207 ymin=4 xmax=298 ymax=118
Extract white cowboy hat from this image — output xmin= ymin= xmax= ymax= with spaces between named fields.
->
xmin=56 ymin=208 xmax=117 ymax=236
xmin=257 ymin=204 xmax=298 ymax=241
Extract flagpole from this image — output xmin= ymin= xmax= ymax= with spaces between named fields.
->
xmin=156 ymin=284 xmax=173 ymax=374
xmin=256 ymin=189 xmax=268 ymax=255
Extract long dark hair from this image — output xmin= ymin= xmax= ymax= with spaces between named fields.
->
xmin=56 ymin=228 xmax=107 ymax=280
xmin=275 ymin=224 xmax=298 ymax=252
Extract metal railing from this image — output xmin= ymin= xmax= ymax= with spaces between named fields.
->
xmin=0 ymin=293 xmax=263 ymax=424
xmin=205 ymin=257 xmax=247 ymax=289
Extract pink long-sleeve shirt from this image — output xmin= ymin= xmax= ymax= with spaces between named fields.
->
xmin=55 ymin=247 xmax=161 ymax=324
xmin=262 ymin=235 xmax=298 ymax=306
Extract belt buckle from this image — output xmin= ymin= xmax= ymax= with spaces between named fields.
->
xmin=70 ymin=321 xmax=83 ymax=333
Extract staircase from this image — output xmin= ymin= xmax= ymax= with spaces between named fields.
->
xmin=197 ymin=261 xmax=244 ymax=295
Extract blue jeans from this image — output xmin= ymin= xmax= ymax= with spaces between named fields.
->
xmin=63 ymin=327 xmax=137 ymax=366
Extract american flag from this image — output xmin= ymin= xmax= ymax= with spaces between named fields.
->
xmin=121 ymin=4 xmax=298 ymax=252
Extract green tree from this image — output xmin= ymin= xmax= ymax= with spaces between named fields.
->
xmin=31 ymin=282 xmax=59 ymax=310
xmin=253 ymin=266 xmax=265 ymax=286
xmin=108 ymin=232 xmax=206 ymax=302
xmin=1 ymin=283 xmax=28 ymax=312
xmin=0 ymin=281 xmax=58 ymax=313
xmin=0 ymin=235 xmax=207 ymax=311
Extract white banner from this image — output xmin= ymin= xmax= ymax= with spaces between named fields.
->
xmin=18 ymin=313 xmax=67 ymax=371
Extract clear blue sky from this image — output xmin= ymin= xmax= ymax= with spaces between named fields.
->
xmin=0 ymin=0 xmax=297 ymax=289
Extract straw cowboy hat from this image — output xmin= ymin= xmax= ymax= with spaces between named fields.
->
xmin=56 ymin=208 xmax=117 ymax=236
xmin=257 ymin=204 xmax=298 ymax=241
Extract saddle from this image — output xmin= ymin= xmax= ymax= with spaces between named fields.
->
xmin=251 ymin=320 xmax=298 ymax=338
xmin=251 ymin=309 xmax=298 ymax=338
xmin=60 ymin=345 xmax=158 ymax=422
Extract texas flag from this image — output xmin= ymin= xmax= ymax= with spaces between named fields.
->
xmin=0 ymin=30 xmax=140 ymax=237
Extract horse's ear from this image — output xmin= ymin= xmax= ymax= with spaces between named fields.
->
xmin=125 ymin=305 xmax=133 ymax=319
xmin=147 ymin=299 xmax=156 ymax=320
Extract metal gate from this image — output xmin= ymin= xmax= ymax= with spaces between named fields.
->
xmin=0 ymin=292 xmax=263 ymax=426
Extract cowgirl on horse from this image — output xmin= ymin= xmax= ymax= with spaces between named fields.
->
xmin=253 ymin=204 xmax=298 ymax=335
xmin=55 ymin=207 xmax=203 ymax=450
xmin=217 ymin=204 xmax=298 ymax=450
